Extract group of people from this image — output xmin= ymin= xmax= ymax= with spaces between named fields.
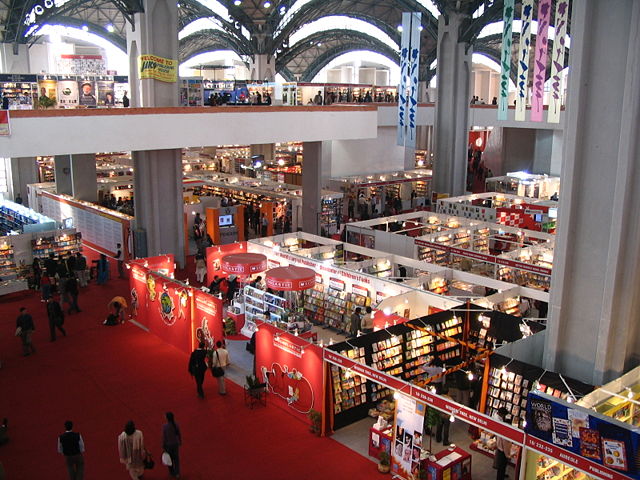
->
xmin=347 ymin=305 xmax=374 ymax=337
xmin=188 ymin=340 xmax=230 ymax=398
xmin=100 ymin=194 xmax=134 ymax=216
xmin=53 ymin=413 xmax=182 ymax=480
xmin=311 ymin=90 xmax=398 ymax=105
xmin=208 ymin=275 xmax=240 ymax=302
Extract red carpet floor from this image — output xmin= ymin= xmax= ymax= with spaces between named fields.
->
xmin=0 ymin=259 xmax=375 ymax=479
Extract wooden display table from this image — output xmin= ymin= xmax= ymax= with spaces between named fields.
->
xmin=422 ymin=446 xmax=472 ymax=480
xmin=368 ymin=426 xmax=393 ymax=459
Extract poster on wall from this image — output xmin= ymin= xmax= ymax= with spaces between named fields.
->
xmin=255 ymin=323 xmax=323 ymax=418
xmin=97 ymin=79 xmax=115 ymax=106
xmin=57 ymin=77 xmax=79 ymax=107
xmin=391 ymin=394 xmax=426 ymax=479
xmin=526 ymin=392 xmax=640 ymax=478
xmin=37 ymin=77 xmax=58 ymax=108
xmin=193 ymin=290 xmax=224 ymax=350
xmin=139 ymin=54 xmax=178 ymax=83
xmin=77 ymin=80 xmax=97 ymax=107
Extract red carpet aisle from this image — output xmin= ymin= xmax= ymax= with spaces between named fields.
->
xmin=0 ymin=268 xmax=374 ymax=479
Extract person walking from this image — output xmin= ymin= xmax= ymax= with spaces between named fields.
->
xmin=188 ymin=342 xmax=208 ymax=398
xmin=74 ymin=251 xmax=88 ymax=287
xmin=65 ymin=276 xmax=81 ymax=314
xmin=115 ymin=244 xmax=125 ymax=279
xmin=95 ymin=254 xmax=109 ymax=285
xmin=58 ymin=420 xmax=85 ymax=480
xmin=162 ymin=412 xmax=182 ymax=479
xmin=16 ymin=307 xmax=36 ymax=356
xmin=195 ymin=254 xmax=207 ymax=283
xmin=349 ymin=307 xmax=362 ymax=337
xmin=117 ymin=421 xmax=145 ymax=480
xmin=46 ymin=296 xmax=66 ymax=341
xmin=211 ymin=341 xmax=230 ymax=395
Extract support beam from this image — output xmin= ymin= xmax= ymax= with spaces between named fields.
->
xmin=54 ymin=155 xmax=72 ymax=196
xmin=8 ymin=157 xmax=38 ymax=206
xmin=543 ymin=0 xmax=640 ymax=384
xmin=70 ymin=154 xmax=97 ymax=203
xmin=302 ymin=141 xmax=323 ymax=235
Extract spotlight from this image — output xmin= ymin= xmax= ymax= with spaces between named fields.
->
xmin=233 ymin=0 xmax=241 ymax=4
xmin=263 ymin=1 xmax=271 ymax=7
xmin=81 ymin=25 xmax=89 ymax=32
xmin=106 ymin=24 xmax=115 ymax=33
xmin=397 ymin=25 xmax=403 ymax=32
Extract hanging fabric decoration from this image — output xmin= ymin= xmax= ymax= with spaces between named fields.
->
xmin=497 ymin=0 xmax=515 ymax=120
xmin=531 ymin=0 xmax=552 ymax=121
xmin=515 ymin=0 xmax=534 ymax=121
xmin=547 ymin=0 xmax=569 ymax=123
xmin=397 ymin=11 xmax=421 ymax=148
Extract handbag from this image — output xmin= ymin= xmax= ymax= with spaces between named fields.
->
xmin=143 ymin=450 xmax=155 ymax=469
xmin=15 ymin=326 xmax=22 ymax=336
xmin=211 ymin=351 xmax=225 ymax=378
xmin=161 ymin=451 xmax=173 ymax=467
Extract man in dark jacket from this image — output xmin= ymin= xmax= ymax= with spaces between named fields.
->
xmin=65 ymin=276 xmax=81 ymax=314
xmin=58 ymin=420 xmax=85 ymax=480
xmin=188 ymin=342 xmax=208 ymax=398
xmin=16 ymin=307 xmax=36 ymax=356
xmin=46 ymin=297 xmax=66 ymax=341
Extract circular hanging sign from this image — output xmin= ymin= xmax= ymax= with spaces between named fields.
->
xmin=221 ymin=253 xmax=268 ymax=276
xmin=266 ymin=266 xmax=316 ymax=291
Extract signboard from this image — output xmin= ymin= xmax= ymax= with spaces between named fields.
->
xmin=329 ymin=277 xmax=346 ymax=291
xmin=0 ymin=111 xmax=9 ymax=136
xmin=391 ymin=394 xmax=426 ymax=479
xmin=526 ymin=392 xmax=640 ymax=479
xmin=193 ymin=289 xmax=224 ymax=350
xmin=352 ymin=284 xmax=369 ymax=298
xmin=139 ymin=54 xmax=178 ymax=83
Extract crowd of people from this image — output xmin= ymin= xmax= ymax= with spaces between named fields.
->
xmin=100 ymin=194 xmax=134 ymax=216
xmin=310 ymin=89 xmax=398 ymax=105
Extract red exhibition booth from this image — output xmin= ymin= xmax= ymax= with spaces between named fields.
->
xmin=129 ymin=254 xmax=224 ymax=354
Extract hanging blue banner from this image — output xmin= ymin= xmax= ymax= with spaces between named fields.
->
xmin=397 ymin=12 xmax=421 ymax=148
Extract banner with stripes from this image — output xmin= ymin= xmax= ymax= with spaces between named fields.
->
xmin=397 ymin=12 xmax=421 ymax=148
xmin=531 ymin=0 xmax=551 ymax=121
xmin=498 ymin=0 xmax=515 ymax=120
xmin=547 ymin=1 xmax=568 ymax=123
xmin=515 ymin=0 xmax=534 ymax=121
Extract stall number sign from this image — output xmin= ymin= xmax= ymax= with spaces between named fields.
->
xmin=351 ymin=284 xmax=369 ymax=298
xmin=329 ymin=277 xmax=345 ymax=291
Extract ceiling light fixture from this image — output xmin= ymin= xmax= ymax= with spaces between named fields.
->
xmin=233 ymin=0 xmax=241 ymax=4
xmin=263 ymin=1 xmax=271 ymax=8
xmin=81 ymin=25 xmax=89 ymax=32
xmin=106 ymin=24 xmax=115 ymax=33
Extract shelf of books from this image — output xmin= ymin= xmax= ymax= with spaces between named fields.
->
xmin=331 ymin=346 xmax=368 ymax=414
xmin=244 ymin=285 xmax=287 ymax=324
xmin=303 ymin=283 xmax=370 ymax=331
xmin=0 ymin=243 xmax=17 ymax=279
xmin=527 ymin=450 xmax=594 ymax=480
xmin=31 ymin=232 xmax=82 ymax=259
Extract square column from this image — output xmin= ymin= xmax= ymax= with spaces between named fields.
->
xmin=7 ymin=157 xmax=38 ymax=206
xmin=54 ymin=155 xmax=72 ymax=195
xmin=70 ymin=154 xmax=97 ymax=203
xmin=302 ymin=142 xmax=324 ymax=235
xmin=133 ymin=148 xmax=185 ymax=266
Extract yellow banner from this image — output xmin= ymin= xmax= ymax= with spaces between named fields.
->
xmin=139 ymin=54 xmax=177 ymax=83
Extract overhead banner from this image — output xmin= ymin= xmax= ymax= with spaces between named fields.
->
xmin=526 ymin=392 xmax=640 ymax=480
xmin=531 ymin=0 xmax=552 ymax=121
xmin=498 ymin=0 xmax=515 ymax=120
xmin=547 ymin=0 xmax=569 ymax=123
xmin=0 ymin=110 xmax=9 ymax=136
xmin=397 ymin=11 xmax=421 ymax=148
xmin=391 ymin=394 xmax=426 ymax=479
xmin=515 ymin=0 xmax=534 ymax=121
xmin=139 ymin=54 xmax=178 ymax=83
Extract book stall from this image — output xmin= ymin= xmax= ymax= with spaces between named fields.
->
xmin=485 ymin=172 xmax=560 ymax=200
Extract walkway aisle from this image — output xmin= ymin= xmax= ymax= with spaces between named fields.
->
xmin=0 ymin=273 xmax=375 ymax=480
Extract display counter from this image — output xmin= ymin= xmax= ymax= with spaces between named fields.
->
xmin=422 ymin=446 xmax=472 ymax=480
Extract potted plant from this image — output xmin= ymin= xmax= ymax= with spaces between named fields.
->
xmin=378 ymin=451 xmax=391 ymax=473
xmin=38 ymin=95 xmax=56 ymax=109
xmin=224 ymin=317 xmax=236 ymax=335
xmin=245 ymin=374 xmax=266 ymax=398
xmin=308 ymin=409 xmax=322 ymax=435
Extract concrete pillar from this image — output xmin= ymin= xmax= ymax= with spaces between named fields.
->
xmin=70 ymin=154 xmax=97 ymax=202
xmin=133 ymin=149 xmax=185 ymax=266
xmin=302 ymin=142 xmax=323 ymax=234
xmin=404 ymin=148 xmax=415 ymax=170
xmin=549 ymin=130 xmax=563 ymax=177
xmin=433 ymin=13 xmax=472 ymax=196
xmin=0 ymin=44 xmax=30 ymax=73
xmin=54 ymin=155 xmax=72 ymax=195
xmin=126 ymin=0 xmax=179 ymax=108
xmin=531 ymin=130 xmax=553 ymax=174
xmin=8 ymin=157 xmax=38 ymax=206
xmin=543 ymin=0 xmax=640 ymax=384
xmin=250 ymin=55 xmax=276 ymax=81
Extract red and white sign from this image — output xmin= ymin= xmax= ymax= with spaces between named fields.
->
xmin=221 ymin=252 xmax=267 ymax=276
xmin=352 ymin=284 xmax=369 ymax=298
xmin=410 ymin=385 xmax=524 ymax=444
xmin=266 ymin=266 xmax=316 ymax=291
xmin=324 ymin=349 xmax=408 ymax=392
xmin=525 ymin=436 xmax=634 ymax=480
xmin=0 ymin=110 xmax=10 ymax=136
xmin=329 ymin=277 xmax=345 ymax=291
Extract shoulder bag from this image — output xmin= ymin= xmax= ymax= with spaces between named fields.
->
xmin=211 ymin=351 xmax=225 ymax=378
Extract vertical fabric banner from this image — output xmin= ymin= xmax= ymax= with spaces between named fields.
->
xmin=515 ymin=0 xmax=534 ymax=121
xmin=397 ymin=12 xmax=421 ymax=148
xmin=498 ymin=0 xmax=515 ymax=120
xmin=531 ymin=0 xmax=552 ymax=121
xmin=547 ymin=0 xmax=569 ymax=123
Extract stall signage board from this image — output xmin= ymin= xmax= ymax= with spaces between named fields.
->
xmin=0 ymin=74 xmax=37 ymax=82
xmin=352 ymin=284 xmax=369 ymax=298
xmin=410 ymin=386 xmax=525 ymax=444
xmin=355 ymin=176 xmax=432 ymax=188
xmin=329 ymin=277 xmax=345 ymax=291
xmin=273 ymin=335 xmax=304 ymax=358
xmin=525 ymin=392 xmax=640 ymax=479
xmin=525 ymin=436 xmax=635 ymax=480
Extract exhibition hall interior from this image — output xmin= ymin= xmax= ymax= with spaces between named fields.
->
xmin=1 ymin=0 xmax=639 ymax=479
